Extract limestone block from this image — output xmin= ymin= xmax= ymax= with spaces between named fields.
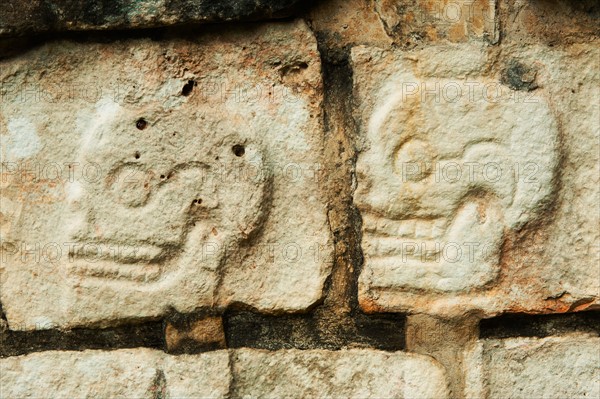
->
xmin=0 ymin=348 xmax=231 ymax=398
xmin=0 ymin=348 xmax=449 ymax=398
xmin=0 ymin=20 xmax=332 ymax=330
xmin=465 ymin=334 xmax=600 ymax=399
xmin=232 ymin=348 xmax=449 ymax=399
xmin=351 ymin=42 xmax=599 ymax=316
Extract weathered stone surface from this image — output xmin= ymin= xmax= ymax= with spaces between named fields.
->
xmin=1 ymin=348 xmax=450 ymax=398
xmin=499 ymin=0 xmax=600 ymax=46
xmin=232 ymin=348 xmax=449 ymax=398
xmin=465 ymin=334 xmax=600 ymax=399
xmin=374 ymin=0 xmax=498 ymax=44
xmin=0 ymin=1 xmax=597 ymax=397
xmin=0 ymin=20 xmax=333 ymax=330
xmin=0 ymin=348 xmax=231 ymax=398
xmin=306 ymin=0 xmax=392 ymax=56
xmin=351 ymin=42 xmax=600 ymax=317
xmin=0 ymin=0 xmax=308 ymax=38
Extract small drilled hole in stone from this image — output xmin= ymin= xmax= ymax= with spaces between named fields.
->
xmin=232 ymin=144 xmax=245 ymax=157
xmin=160 ymin=175 xmax=166 ymax=179
xmin=192 ymin=198 xmax=202 ymax=205
xmin=134 ymin=151 xmax=141 ymax=159
xmin=136 ymin=118 xmax=147 ymax=130
xmin=181 ymin=80 xmax=195 ymax=96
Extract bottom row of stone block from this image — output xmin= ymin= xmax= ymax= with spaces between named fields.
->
xmin=1 ymin=335 xmax=597 ymax=398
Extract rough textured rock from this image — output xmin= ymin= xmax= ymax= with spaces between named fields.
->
xmin=1 ymin=348 xmax=451 ymax=398
xmin=0 ymin=20 xmax=333 ymax=330
xmin=499 ymin=0 xmax=600 ymax=46
xmin=0 ymin=0 xmax=309 ymax=38
xmin=373 ymin=0 xmax=498 ymax=44
xmin=306 ymin=0 xmax=392 ymax=55
xmin=232 ymin=348 xmax=449 ymax=398
xmin=0 ymin=0 xmax=598 ymax=397
xmin=0 ymin=348 xmax=231 ymax=398
xmin=351 ymin=42 xmax=600 ymax=317
xmin=465 ymin=334 xmax=600 ymax=399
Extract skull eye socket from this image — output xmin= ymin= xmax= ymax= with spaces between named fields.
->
xmin=107 ymin=164 xmax=154 ymax=208
xmin=393 ymin=139 xmax=435 ymax=182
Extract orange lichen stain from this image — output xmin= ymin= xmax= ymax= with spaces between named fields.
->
xmin=99 ymin=47 xmax=113 ymax=60
xmin=425 ymin=26 xmax=439 ymax=41
xmin=448 ymin=23 xmax=467 ymax=42
xmin=476 ymin=200 xmax=487 ymax=222
xmin=523 ymin=12 xmax=539 ymax=33
xmin=422 ymin=0 xmax=436 ymax=13
xmin=359 ymin=296 xmax=386 ymax=314
xmin=470 ymin=0 xmax=489 ymax=32
xmin=15 ymin=178 xmax=64 ymax=204
xmin=505 ymin=295 xmax=599 ymax=315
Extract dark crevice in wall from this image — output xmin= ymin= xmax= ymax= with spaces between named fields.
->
xmin=0 ymin=309 xmax=405 ymax=357
xmin=318 ymin=42 xmax=361 ymax=313
xmin=0 ymin=18 xmax=303 ymax=60
xmin=0 ymin=0 xmax=316 ymax=40
xmin=0 ymin=321 xmax=165 ymax=357
xmin=4 ymin=310 xmax=599 ymax=358
xmin=224 ymin=310 xmax=405 ymax=350
xmin=480 ymin=311 xmax=600 ymax=339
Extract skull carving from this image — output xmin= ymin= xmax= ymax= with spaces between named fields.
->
xmin=64 ymin=104 xmax=270 ymax=299
xmin=355 ymin=77 xmax=559 ymax=292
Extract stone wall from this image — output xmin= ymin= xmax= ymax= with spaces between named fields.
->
xmin=0 ymin=0 xmax=598 ymax=397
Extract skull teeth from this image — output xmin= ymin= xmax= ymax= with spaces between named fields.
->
xmin=68 ymin=243 xmax=164 ymax=263
xmin=68 ymin=262 xmax=161 ymax=283
xmin=67 ymin=242 xmax=165 ymax=283
xmin=363 ymin=214 xmax=448 ymax=240
xmin=362 ymin=236 xmax=445 ymax=260
xmin=362 ymin=214 xmax=450 ymax=260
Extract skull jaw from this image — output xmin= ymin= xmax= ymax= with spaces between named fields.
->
xmin=360 ymin=200 xmax=505 ymax=293
xmin=363 ymin=250 xmax=501 ymax=293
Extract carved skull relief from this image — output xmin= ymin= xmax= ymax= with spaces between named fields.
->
xmin=64 ymin=105 xmax=270 ymax=292
xmin=355 ymin=77 xmax=559 ymax=293
xmin=0 ymin=25 xmax=332 ymax=330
